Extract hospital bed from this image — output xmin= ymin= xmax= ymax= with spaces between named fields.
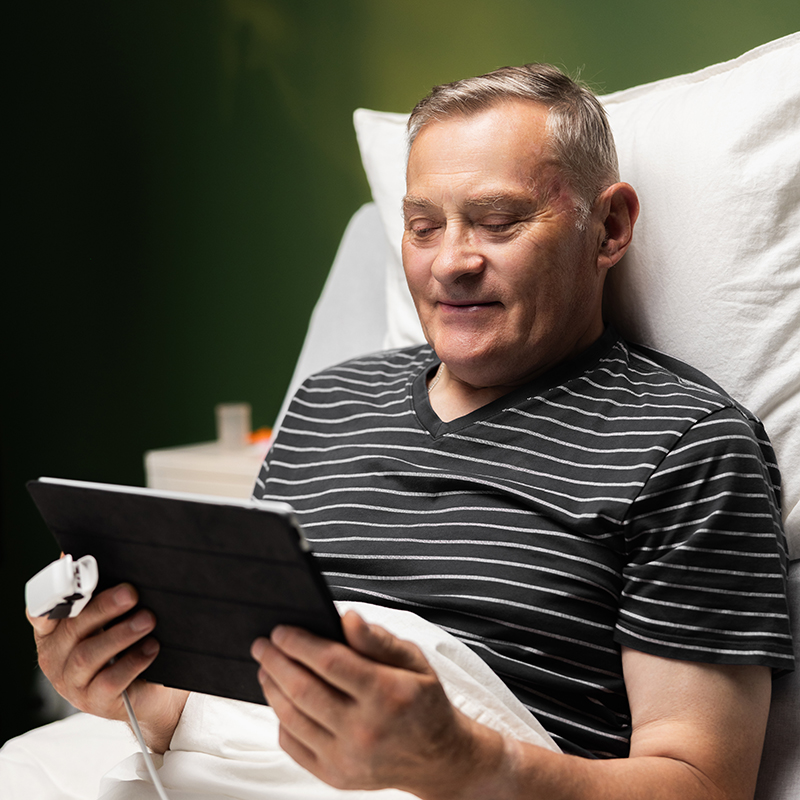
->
xmin=1 ymin=32 xmax=798 ymax=800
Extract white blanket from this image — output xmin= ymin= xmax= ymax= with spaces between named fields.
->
xmin=98 ymin=602 xmax=559 ymax=799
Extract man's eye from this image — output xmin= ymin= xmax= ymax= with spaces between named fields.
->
xmin=481 ymin=222 xmax=515 ymax=233
xmin=410 ymin=224 xmax=440 ymax=237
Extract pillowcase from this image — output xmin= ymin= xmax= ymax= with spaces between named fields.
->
xmin=353 ymin=32 xmax=800 ymax=558
xmin=353 ymin=107 xmax=423 ymax=348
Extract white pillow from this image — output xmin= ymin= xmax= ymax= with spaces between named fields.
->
xmin=353 ymin=32 xmax=800 ymax=558
xmin=353 ymin=107 xmax=424 ymax=348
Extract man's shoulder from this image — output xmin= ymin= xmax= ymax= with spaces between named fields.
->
xmin=614 ymin=337 xmax=757 ymax=423
xmin=276 ymin=346 xmax=435 ymax=439
xmin=307 ymin=344 xmax=435 ymax=384
xmin=293 ymin=345 xmax=436 ymax=403
xmin=549 ymin=332 xmax=776 ymax=459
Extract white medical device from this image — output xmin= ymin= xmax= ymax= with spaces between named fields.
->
xmin=25 ymin=554 xmax=99 ymax=619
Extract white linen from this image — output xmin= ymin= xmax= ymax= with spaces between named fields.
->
xmin=0 ymin=713 xmax=138 ymax=800
xmin=96 ymin=601 xmax=559 ymax=799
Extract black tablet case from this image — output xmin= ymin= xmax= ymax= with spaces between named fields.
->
xmin=27 ymin=479 xmax=344 ymax=705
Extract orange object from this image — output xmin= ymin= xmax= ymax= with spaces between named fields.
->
xmin=248 ymin=427 xmax=272 ymax=444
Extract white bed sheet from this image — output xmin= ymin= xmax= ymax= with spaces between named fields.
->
xmin=1 ymin=601 xmax=558 ymax=800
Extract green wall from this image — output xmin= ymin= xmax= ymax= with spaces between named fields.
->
xmin=3 ymin=0 xmax=798 ymax=744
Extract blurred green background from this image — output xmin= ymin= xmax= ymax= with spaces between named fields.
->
xmin=3 ymin=0 xmax=799 ymax=745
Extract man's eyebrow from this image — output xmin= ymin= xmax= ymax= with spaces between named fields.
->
xmin=402 ymin=193 xmax=537 ymax=215
xmin=463 ymin=193 xmax=537 ymax=212
xmin=402 ymin=195 xmax=436 ymax=214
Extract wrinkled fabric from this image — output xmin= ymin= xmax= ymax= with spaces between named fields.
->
xmin=98 ymin=601 xmax=558 ymax=799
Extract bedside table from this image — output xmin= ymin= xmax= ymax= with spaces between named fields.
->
xmin=144 ymin=403 xmax=272 ymax=499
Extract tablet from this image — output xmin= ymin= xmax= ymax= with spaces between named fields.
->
xmin=27 ymin=477 xmax=344 ymax=705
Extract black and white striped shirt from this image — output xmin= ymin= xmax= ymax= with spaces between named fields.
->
xmin=253 ymin=328 xmax=793 ymax=758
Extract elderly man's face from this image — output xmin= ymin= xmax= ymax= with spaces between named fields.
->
xmin=402 ymin=100 xmax=605 ymax=390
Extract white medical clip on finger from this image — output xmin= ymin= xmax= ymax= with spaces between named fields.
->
xmin=25 ymin=554 xmax=99 ymax=619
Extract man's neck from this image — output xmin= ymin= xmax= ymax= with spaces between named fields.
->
xmin=427 ymin=368 xmax=515 ymax=422
xmin=426 ymin=323 xmax=609 ymax=422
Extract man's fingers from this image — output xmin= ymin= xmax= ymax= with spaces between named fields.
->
xmin=340 ymin=611 xmax=432 ymax=675
xmin=26 ymin=608 xmax=58 ymax=636
xmin=91 ymin=636 xmax=160 ymax=698
xmin=74 ymin=584 xmax=140 ymax=637
xmin=32 ymin=584 xmax=144 ymax=688
xmin=64 ymin=607 xmax=156 ymax=683
xmin=253 ymin=636 xmax=352 ymax=731
xmin=268 ymin=613 xmax=431 ymax=681
xmin=33 ymin=583 xmax=138 ymax=646
xmin=258 ymin=663 xmax=337 ymax=749
xmin=275 ymin=724 xmax=324 ymax=782
xmin=255 ymin=614 xmax=435 ymax=713
xmin=263 ymin=624 xmax=377 ymax=699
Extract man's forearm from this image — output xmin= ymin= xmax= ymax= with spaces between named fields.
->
xmin=478 ymin=736 xmax=725 ymax=800
xmin=414 ymin=718 xmax=747 ymax=800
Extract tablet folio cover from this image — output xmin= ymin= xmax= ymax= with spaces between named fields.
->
xmin=27 ymin=478 xmax=344 ymax=705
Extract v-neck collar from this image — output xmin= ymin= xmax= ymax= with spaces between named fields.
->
xmin=412 ymin=327 xmax=619 ymax=439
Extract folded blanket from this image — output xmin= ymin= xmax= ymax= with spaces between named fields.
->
xmin=98 ymin=601 xmax=559 ymax=800
xmin=0 ymin=712 xmax=138 ymax=800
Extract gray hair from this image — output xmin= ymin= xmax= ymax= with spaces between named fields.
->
xmin=407 ymin=64 xmax=619 ymax=218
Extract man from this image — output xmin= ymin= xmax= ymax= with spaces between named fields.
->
xmin=30 ymin=65 xmax=792 ymax=799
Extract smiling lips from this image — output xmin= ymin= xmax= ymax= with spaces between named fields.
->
xmin=438 ymin=300 xmax=501 ymax=312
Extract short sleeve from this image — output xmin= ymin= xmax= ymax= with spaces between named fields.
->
xmin=615 ymin=407 xmax=794 ymax=672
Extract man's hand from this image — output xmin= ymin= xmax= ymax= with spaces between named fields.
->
xmin=250 ymin=610 xmax=504 ymax=798
xmin=28 ymin=583 xmax=188 ymax=753
xmin=251 ymin=615 xmax=773 ymax=800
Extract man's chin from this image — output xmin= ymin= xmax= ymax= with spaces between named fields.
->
xmin=434 ymin=349 xmax=524 ymax=391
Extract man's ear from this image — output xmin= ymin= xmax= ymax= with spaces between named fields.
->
xmin=595 ymin=183 xmax=639 ymax=270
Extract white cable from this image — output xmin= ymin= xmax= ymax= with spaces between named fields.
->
xmin=121 ymin=689 xmax=172 ymax=800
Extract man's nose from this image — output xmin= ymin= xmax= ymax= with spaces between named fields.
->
xmin=430 ymin=225 xmax=485 ymax=284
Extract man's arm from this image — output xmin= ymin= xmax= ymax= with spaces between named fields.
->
xmin=28 ymin=582 xmax=188 ymax=754
xmin=252 ymin=610 xmax=772 ymax=800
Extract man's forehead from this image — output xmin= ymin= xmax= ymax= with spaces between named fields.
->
xmin=409 ymin=99 xmax=552 ymax=157
xmin=413 ymin=97 xmax=551 ymax=140
xmin=406 ymin=101 xmax=558 ymax=183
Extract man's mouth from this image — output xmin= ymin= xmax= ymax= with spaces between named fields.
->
xmin=438 ymin=300 xmax=500 ymax=311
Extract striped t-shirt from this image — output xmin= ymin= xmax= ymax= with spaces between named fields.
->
xmin=253 ymin=328 xmax=793 ymax=758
